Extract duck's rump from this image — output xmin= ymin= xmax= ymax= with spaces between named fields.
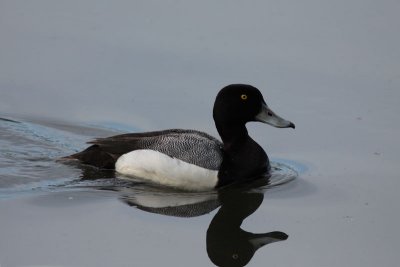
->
xmin=67 ymin=129 xmax=224 ymax=170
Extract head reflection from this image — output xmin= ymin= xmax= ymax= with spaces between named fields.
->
xmin=207 ymin=188 xmax=288 ymax=267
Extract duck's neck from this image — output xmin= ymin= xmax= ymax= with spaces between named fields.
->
xmin=215 ymin=121 xmax=270 ymax=187
xmin=215 ymin=122 xmax=249 ymax=151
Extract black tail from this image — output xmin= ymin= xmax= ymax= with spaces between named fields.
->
xmin=64 ymin=145 xmax=117 ymax=169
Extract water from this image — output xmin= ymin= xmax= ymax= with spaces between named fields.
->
xmin=1 ymin=111 xmax=399 ymax=267
xmin=1 ymin=1 xmax=400 ymax=266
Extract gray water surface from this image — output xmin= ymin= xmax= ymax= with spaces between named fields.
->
xmin=1 ymin=1 xmax=400 ymax=266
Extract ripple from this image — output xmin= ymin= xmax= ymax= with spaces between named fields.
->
xmin=0 ymin=160 xmax=302 ymax=199
xmin=268 ymin=161 xmax=299 ymax=188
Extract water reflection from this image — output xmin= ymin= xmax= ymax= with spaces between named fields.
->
xmin=207 ymin=188 xmax=288 ymax=267
xmin=117 ymin=184 xmax=288 ymax=266
xmin=75 ymin=168 xmax=289 ymax=267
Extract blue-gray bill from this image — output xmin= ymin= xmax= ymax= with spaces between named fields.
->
xmin=255 ymin=102 xmax=295 ymax=129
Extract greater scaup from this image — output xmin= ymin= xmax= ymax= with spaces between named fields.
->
xmin=65 ymin=84 xmax=294 ymax=191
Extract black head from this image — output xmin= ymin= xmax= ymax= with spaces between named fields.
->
xmin=213 ymin=84 xmax=265 ymax=125
xmin=213 ymin=84 xmax=295 ymax=129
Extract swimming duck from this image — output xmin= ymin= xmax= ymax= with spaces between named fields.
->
xmin=66 ymin=84 xmax=294 ymax=191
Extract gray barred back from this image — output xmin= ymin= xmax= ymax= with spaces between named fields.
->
xmin=91 ymin=129 xmax=224 ymax=170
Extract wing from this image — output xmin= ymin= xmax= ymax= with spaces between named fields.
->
xmin=68 ymin=129 xmax=224 ymax=170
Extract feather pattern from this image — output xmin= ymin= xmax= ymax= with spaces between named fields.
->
xmin=76 ymin=129 xmax=224 ymax=170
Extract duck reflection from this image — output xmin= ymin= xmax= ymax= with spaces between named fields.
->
xmin=120 ymin=182 xmax=288 ymax=267
xmin=75 ymin=168 xmax=288 ymax=267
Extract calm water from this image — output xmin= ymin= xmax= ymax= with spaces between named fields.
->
xmin=1 ymin=1 xmax=400 ymax=266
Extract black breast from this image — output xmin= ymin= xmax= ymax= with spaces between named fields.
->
xmin=217 ymin=137 xmax=270 ymax=187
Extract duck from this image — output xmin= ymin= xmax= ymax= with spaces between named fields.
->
xmin=65 ymin=84 xmax=295 ymax=191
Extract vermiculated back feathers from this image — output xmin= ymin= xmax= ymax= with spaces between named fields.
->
xmin=69 ymin=129 xmax=223 ymax=170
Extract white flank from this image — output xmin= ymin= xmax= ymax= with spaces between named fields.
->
xmin=115 ymin=149 xmax=219 ymax=191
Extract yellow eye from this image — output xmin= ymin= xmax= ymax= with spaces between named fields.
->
xmin=241 ymin=94 xmax=248 ymax=100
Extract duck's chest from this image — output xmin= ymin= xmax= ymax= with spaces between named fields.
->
xmin=217 ymin=141 xmax=269 ymax=185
